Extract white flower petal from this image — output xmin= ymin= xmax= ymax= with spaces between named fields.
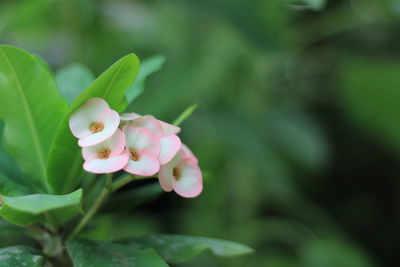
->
xmin=124 ymin=149 xmax=160 ymax=176
xmin=69 ymin=98 xmax=110 ymax=138
xmin=83 ymin=150 xmax=129 ymax=174
xmin=123 ymin=126 xmax=160 ymax=155
xmin=78 ymin=109 xmax=120 ymax=147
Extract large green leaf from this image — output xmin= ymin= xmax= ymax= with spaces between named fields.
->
xmin=126 ymin=55 xmax=165 ymax=105
xmin=0 ymin=120 xmax=34 ymax=196
xmin=0 ymin=246 xmax=45 ymax=267
xmin=119 ymin=234 xmax=253 ymax=263
xmin=66 ymin=238 xmax=168 ymax=267
xmin=46 ymin=54 xmax=140 ymax=194
xmin=0 ymin=174 xmax=31 ymax=196
xmin=0 ymin=45 xmax=68 ymax=187
xmin=0 ymin=189 xmax=83 ymax=226
xmin=56 ymin=63 xmax=95 ymax=104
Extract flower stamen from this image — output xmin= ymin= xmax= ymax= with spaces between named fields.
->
xmin=98 ymin=148 xmax=111 ymax=159
xmin=90 ymin=122 xmax=104 ymax=133
xmin=173 ymin=167 xmax=181 ymax=180
xmin=129 ymin=149 xmax=139 ymax=161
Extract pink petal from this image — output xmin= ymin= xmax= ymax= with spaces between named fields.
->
xmin=124 ymin=149 xmax=160 ymax=176
xmin=83 ymin=150 xmax=129 ymax=174
xmin=130 ymin=115 xmax=163 ymax=135
xmin=159 ymin=134 xmax=181 ymax=165
xmin=180 ymin=144 xmax=199 ymax=164
xmin=123 ymin=126 xmax=160 ymax=155
xmin=78 ymin=109 xmax=120 ymax=147
xmin=159 ymin=121 xmax=181 ymax=135
xmin=172 ymin=158 xmax=203 ymax=198
xmin=120 ymin=112 xmax=141 ymax=121
xmin=82 ymin=129 xmax=125 ymax=160
xmin=69 ymin=98 xmax=110 ymax=138
xmin=158 ymin=152 xmax=183 ymax=192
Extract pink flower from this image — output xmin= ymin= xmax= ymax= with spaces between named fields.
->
xmin=69 ymin=98 xmax=120 ymax=147
xmin=180 ymin=143 xmax=198 ymax=164
xmin=158 ymin=149 xmax=203 ymax=198
xmin=82 ymin=129 xmax=129 ymax=173
xmin=123 ymin=126 xmax=161 ymax=176
xmin=121 ymin=113 xmax=181 ymax=165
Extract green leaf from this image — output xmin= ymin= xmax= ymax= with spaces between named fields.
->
xmin=287 ymin=0 xmax=326 ymax=11
xmin=0 ymin=189 xmax=83 ymax=226
xmin=0 ymin=121 xmax=34 ymax=194
xmin=46 ymin=54 xmax=140 ymax=194
xmin=126 ymin=55 xmax=165 ymax=104
xmin=0 ymin=174 xmax=31 ymax=196
xmin=119 ymin=234 xmax=253 ymax=263
xmin=56 ymin=63 xmax=95 ymax=104
xmin=0 ymin=45 xmax=68 ymax=187
xmin=172 ymin=104 xmax=198 ymax=126
xmin=0 ymin=246 xmax=45 ymax=267
xmin=66 ymin=238 xmax=168 ymax=267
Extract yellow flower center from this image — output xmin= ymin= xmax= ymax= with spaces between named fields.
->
xmin=173 ymin=167 xmax=181 ymax=180
xmin=98 ymin=148 xmax=111 ymax=159
xmin=129 ymin=149 xmax=139 ymax=161
xmin=90 ymin=122 xmax=104 ymax=133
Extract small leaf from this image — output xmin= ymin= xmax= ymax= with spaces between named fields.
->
xmin=126 ymin=55 xmax=165 ymax=104
xmin=172 ymin=104 xmax=198 ymax=126
xmin=0 ymin=246 xmax=45 ymax=267
xmin=0 ymin=189 xmax=83 ymax=226
xmin=119 ymin=234 xmax=253 ymax=263
xmin=287 ymin=0 xmax=326 ymax=11
xmin=0 ymin=45 xmax=68 ymax=187
xmin=66 ymin=238 xmax=168 ymax=267
xmin=46 ymin=54 xmax=140 ymax=194
xmin=56 ymin=63 xmax=95 ymax=104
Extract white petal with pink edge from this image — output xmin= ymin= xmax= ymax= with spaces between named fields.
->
xmin=180 ymin=143 xmax=199 ymax=164
xmin=69 ymin=98 xmax=110 ymax=138
xmin=78 ymin=109 xmax=120 ymax=147
xmin=124 ymin=126 xmax=160 ymax=155
xmin=124 ymin=149 xmax=160 ymax=176
xmin=83 ymin=150 xmax=129 ymax=174
xmin=120 ymin=112 xmax=141 ymax=121
xmin=159 ymin=134 xmax=181 ymax=165
xmin=159 ymin=121 xmax=181 ymax=135
xmin=158 ymin=152 xmax=183 ymax=192
xmin=172 ymin=158 xmax=203 ymax=198
xmin=82 ymin=129 xmax=125 ymax=161
xmin=130 ymin=115 xmax=163 ymax=135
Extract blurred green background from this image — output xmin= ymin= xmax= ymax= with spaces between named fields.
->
xmin=2 ymin=0 xmax=400 ymax=266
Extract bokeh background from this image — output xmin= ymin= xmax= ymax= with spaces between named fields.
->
xmin=1 ymin=0 xmax=400 ymax=266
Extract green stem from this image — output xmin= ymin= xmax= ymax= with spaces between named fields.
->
xmin=68 ymin=174 xmax=113 ymax=240
xmin=111 ymin=174 xmax=137 ymax=192
xmin=44 ymin=212 xmax=58 ymax=232
xmin=173 ymin=103 xmax=198 ymax=126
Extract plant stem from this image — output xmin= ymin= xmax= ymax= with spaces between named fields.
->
xmin=44 ymin=212 xmax=58 ymax=232
xmin=68 ymin=173 xmax=113 ymax=240
xmin=111 ymin=174 xmax=137 ymax=192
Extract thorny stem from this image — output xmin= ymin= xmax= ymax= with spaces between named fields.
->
xmin=68 ymin=173 xmax=113 ymax=240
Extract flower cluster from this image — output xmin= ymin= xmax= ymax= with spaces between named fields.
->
xmin=69 ymin=98 xmax=202 ymax=198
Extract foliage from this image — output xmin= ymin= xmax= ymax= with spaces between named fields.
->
xmin=1 ymin=0 xmax=400 ymax=266
xmin=0 ymin=46 xmax=250 ymax=266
